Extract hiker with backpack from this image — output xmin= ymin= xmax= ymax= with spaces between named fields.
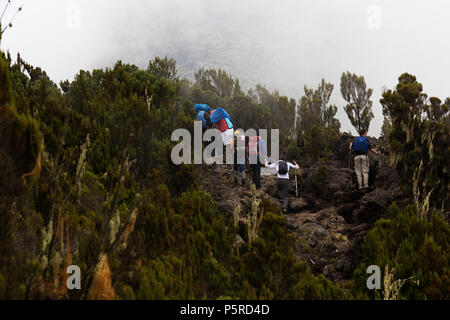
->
xmin=264 ymin=159 xmax=300 ymax=213
xmin=349 ymin=130 xmax=381 ymax=191
xmin=247 ymin=136 xmax=267 ymax=190
xmin=210 ymin=107 xmax=234 ymax=146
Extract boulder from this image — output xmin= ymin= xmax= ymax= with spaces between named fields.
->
xmin=327 ymin=167 xmax=354 ymax=194
xmin=301 ymin=222 xmax=330 ymax=241
xmin=217 ymin=199 xmax=239 ymax=217
xmin=316 ymin=207 xmax=347 ymax=228
xmin=337 ymin=204 xmax=357 ymax=223
xmin=263 ymin=176 xmax=278 ymax=197
xmin=357 ymin=200 xmax=387 ymax=223
xmin=288 ymin=197 xmax=309 ymax=212
xmin=356 ymin=187 xmax=403 ymax=222
xmin=361 ymin=187 xmax=401 ymax=208
xmin=267 ymin=196 xmax=281 ymax=208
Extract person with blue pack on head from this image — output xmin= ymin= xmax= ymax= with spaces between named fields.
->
xmin=195 ymin=104 xmax=213 ymax=131
xmin=264 ymin=159 xmax=299 ymax=213
xmin=349 ymin=129 xmax=381 ymax=191
xmin=196 ymin=110 xmax=212 ymax=132
xmin=210 ymin=107 xmax=234 ymax=146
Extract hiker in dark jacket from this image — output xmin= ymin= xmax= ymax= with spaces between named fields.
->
xmin=265 ymin=159 xmax=299 ymax=213
xmin=203 ymin=111 xmax=212 ymax=130
xmin=247 ymin=136 xmax=267 ymax=190
xmin=349 ymin=130 xmax=380 ymax=191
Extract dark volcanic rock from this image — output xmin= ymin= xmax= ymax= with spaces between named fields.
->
xmin=263 ymin=175 xmax=278 ymax=197
xmin=218 ymin=199 xmax=239 ymax=217
xmin=356 ymin=187 xmax=403 ymax=223
xmin=327 ymin=167 xmax=355 ymax=194
xmin=289 ymin=197 xmax=310 ymax=212
xmin=338 ymin=203 xmax=357 ymax=223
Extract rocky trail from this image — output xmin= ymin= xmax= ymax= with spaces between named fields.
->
xmin=199 ymin=135 xmax=406 ymax=282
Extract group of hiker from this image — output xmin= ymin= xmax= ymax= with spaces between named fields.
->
xmin=231 ymin=130 xmax=267 ymax=189
xmin=195 ymin=103 xmax=381 ymax=213
xmin=195 ymin=104 xmax=268 ymax=188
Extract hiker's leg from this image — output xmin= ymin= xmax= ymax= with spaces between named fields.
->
xmin=282 ymin=197 xmax=289 ymax=211
xmin=282 ymin=180 xmax=290 ymax=210
xmin=254 ymin=165 xmax=261 ymax=189
xmin=233 ymin=164 xmax=239 ymax=185
xmin=250 ymin=164 xmax=259 ymax=188
xmin=240 ymin=164 xmax=246 ymax=185
xmin=354 ymin=155 xmax=363 ymax=189
xmin=223 ymin=144 xmax=227 ymax=164
xmin=277 ymin=179 xmax=282 ymax=207
xmin=362 ymin=155 xmax=370 ymax=189
xmin=277 ymin=179 xmax=290 ymax=211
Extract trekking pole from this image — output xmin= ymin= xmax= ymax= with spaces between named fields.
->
xmin=295 ymin=168 xmax=299 ymax=198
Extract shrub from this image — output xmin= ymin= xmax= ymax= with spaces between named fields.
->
xmin=354 ymin=203 xmax=449 ymax=299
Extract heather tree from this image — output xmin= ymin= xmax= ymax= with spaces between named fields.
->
xmin=340 ymin=71 xmax=374 ymax=135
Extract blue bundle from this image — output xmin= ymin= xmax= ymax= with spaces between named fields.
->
xmin=210 ymin=107 xmax=230 ymax=123
xmin=196 ymin=111 xmax=207 ymax=128
xmin=194 ymin=104 xmax=212 ymax=112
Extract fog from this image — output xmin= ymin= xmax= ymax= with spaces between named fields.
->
xmin=2 ymin=0 xmax=450 ymax=136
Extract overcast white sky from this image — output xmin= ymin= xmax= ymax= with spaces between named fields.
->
xmin=1 ymin=0 xmax=449 ymax=136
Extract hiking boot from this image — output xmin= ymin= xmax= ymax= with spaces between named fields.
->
xmin=241 ymin=179 xmax=246 ymax=187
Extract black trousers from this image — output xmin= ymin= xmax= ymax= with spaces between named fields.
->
xmin=250 ymin=164 xmax=261 ymax=189
xmin=277 ymin=178 xmax=290 ymax=210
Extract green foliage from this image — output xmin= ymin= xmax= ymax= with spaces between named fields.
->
xmin=340 ymin=71 xmax=374 ymax=135
xmin=0 ymin=52 xmax=12 ymax=106
xmin=2 ymin=49 xmax=448 ymax=301
xmin=0 ymin=54 xmax=42 ymax=197
xmin=194 ymin=68 xmax=237 ymax=100
xmin=311 ymin=162 xmax=329 ymax=198
xmin=297 ymin=79 xmax=340 ymax=161
xmin=230 ymin=94 xmax=257 ymax=130
xmin=381 ymin=116 xmax=392 ymax=139
xmin=285 ymin=138 xmax=301 ymax=161
xmin=0 ymin=52 xmax=198 ymax=299
xmin=136 ymin=256 xmax=194 ymax=299
xmin=380 ymin=73 xmax=449 ymax=211
xmin=0 ymin=51 xmax=346 ymax=300
xmin=247 ymin=184 xmax=263 ymax=244
xmin=354 ymin=203 xmax=449 ymax=299
xmin=147 ymin=56 xmax=178 ymax=81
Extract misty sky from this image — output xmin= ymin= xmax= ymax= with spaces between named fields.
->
xmin=1 ymin=0 xmax=450 ymax=136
